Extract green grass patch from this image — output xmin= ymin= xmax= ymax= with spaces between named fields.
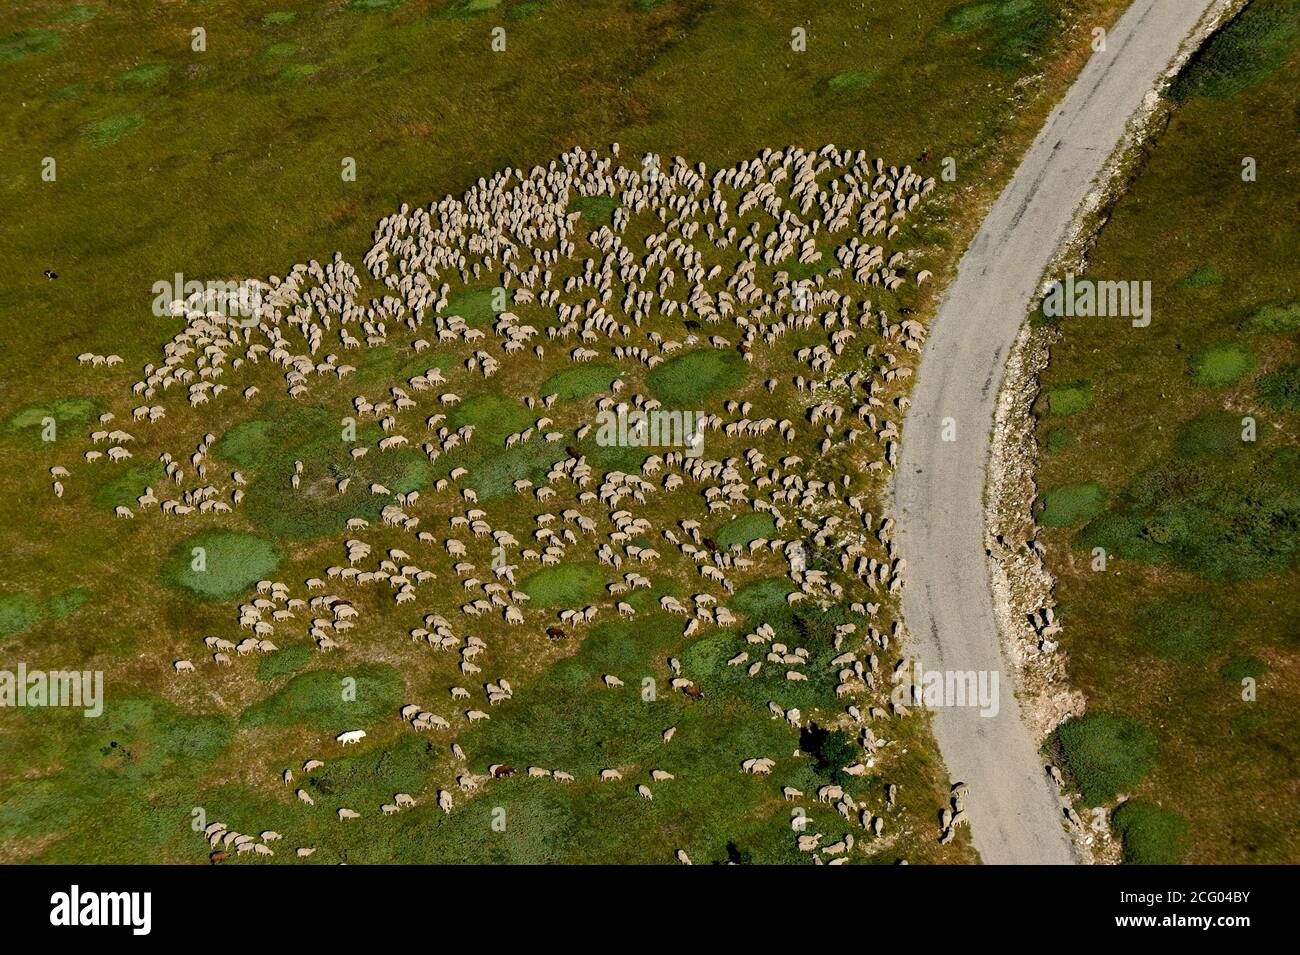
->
xmin=942 ymin=0 xmax=1056 ymax=70
xmin=647 ymin=349 xmax=747 ymax=406
xmin=160 ymin=531 xmax=281 ymax=601
xmin=278 ymin=64 xmax=322 ymax=82
xmin=256 ymin=643 xmax=314 ymax=681
xmin=826 ymin=70 xmax=879 ymax=93
xmin=1043 ymin=427 xmax=1075 ymax=453
xmin=47 ymin=588 xmax=90 ymax=619
xmin=115 ymin=64 xmax=169 ymax=88
xmin=448 ymin=394 xmax=532 ymax=445
xmin=0 ymin=593 xmax=45 ymax=639
xmin=465 ymin=438 xmax=567 ymax=500
xmin=1037 ymin=480 xmax=1106 ymax=527
xmin=540 ymin=364 xmax=618 ymax=401
xmin=81 ymin=113 xmax=144 ymax=147
xmin=1174 ymin=263 xmax=1223 ymax=289
xmin=0 ymin=30 xmax=61 ymax=64
xmin=519 ymin=561 xmax=605 ymax=608
xmin=1187 ymin=343 xmax=1256 ymax=386
xmin=569 ymin=194 xmax=618 ymax=223
xmin=1056 ymin=712 xmax=1159 ymax=806
xmin=1036 ymin=380 xmax=1092 ymax=417
xmin=91 ymin=462 xmax=165 ymax=511
xmin=1076 ymin=448 xmax=1300 ymax=579
xmin=215 ymin=404 xmax=431 ymax=539
xmin=347 ymin=0 xmax=409 ymax=11
xmin=5 ymin=396 xmax=100 ymax=437
xmin=1242 ymin=300 xmax=1300 ymax=335
xmin=240 ymin=664 xmax=402 ymax=730
xmin=54 ymin=5 xmax=101 ymax=24
xmin=261 ymin=11 xmax=297 ymax=26
xmin=714 ymin=513 xmax=776 ymax=548
xmin=1174 ymin=411 xmax=1253 ymax=457
xmin=1111 ymin=799 xmax=1191 ymax=864
xmin=444 ymin=286 xmax=501 ymax=327
xmin=730 ymin=578 xmax=795 ymax=617
xmin=0 ymin=695 xmax=233 ymax=862
xmin=443 ymin=0 xmax=505 ymax=17
xmin=1219 ymin=654 xmax=1269 ymax=682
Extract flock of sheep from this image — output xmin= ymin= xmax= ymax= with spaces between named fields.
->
xmin=53 ymin=143 xmax=955 ymax=863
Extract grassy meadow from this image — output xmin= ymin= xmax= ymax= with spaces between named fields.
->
xmin=1035 ymin=0 xmax=1300 ymax=865
xmin=0 ymin=0 xmax=1130 ymax=863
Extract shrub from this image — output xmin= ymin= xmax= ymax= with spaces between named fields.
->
xmin=1056 ymin=712 xmax=1159 ymax=805
xmin=800 ymin=725 xmax=857 ymax=784
xmin=1111 ymin=799 xmax=1191 ymax=864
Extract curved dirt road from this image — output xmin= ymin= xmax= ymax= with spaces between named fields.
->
xmin=894 ymin=0 xmax=1221 ymax=865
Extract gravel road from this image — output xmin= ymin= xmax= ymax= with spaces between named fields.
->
xmin=894 ymin=0 xmax=1222 ymax=865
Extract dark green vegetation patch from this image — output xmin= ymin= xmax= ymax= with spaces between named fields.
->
xmin=715 ymin=513 xmax=776 ymax=548
xmin=1242 ymin=300 xmax=1300 ymax=335
xmin=444 ymin=287 xmax=501 ymax=327
xmin=1036 ymin=380 xmax=1092 ymax=417
xmin=1037 ymin=480 xmax=1106 ymax=527
xmin=1075 ymin=448 xmax=1300 ymax=579
xmin=1111 ymin=799 xmax=1192 ymax=864
xmin=540 ymin=364 xmax=618 ymax=401
xmin=0 ymin=593 xmax=46 ymax=639
xmin=647 ymin=349 xmax=747 ymax=405
xmin=0 ymin=30 xmax=61 ymax=64
xmin=240 ymin=665 xmax=403 ymax=730
xmin=161 ymin=531 xmax=281 ymax=601
xmin=1171 ymin=0 xmax=1300 ymax=100
xmin=1257 ymin=364 xmax=1300 ymax=411
xmin=81 ymin=112 xmax=145 ymax=147
xmin=214 ymin=404 xmax=431 ymax=538
xmin=1056 ymin=712 xmax=1159 ymax=806
xmin=941 ymin=0 xmax=1058 ymax=70
xmin=1187 ymin=342 xmax=1256 ymax=386
xmin=519 ymin=562 xmax=605 ymax=608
